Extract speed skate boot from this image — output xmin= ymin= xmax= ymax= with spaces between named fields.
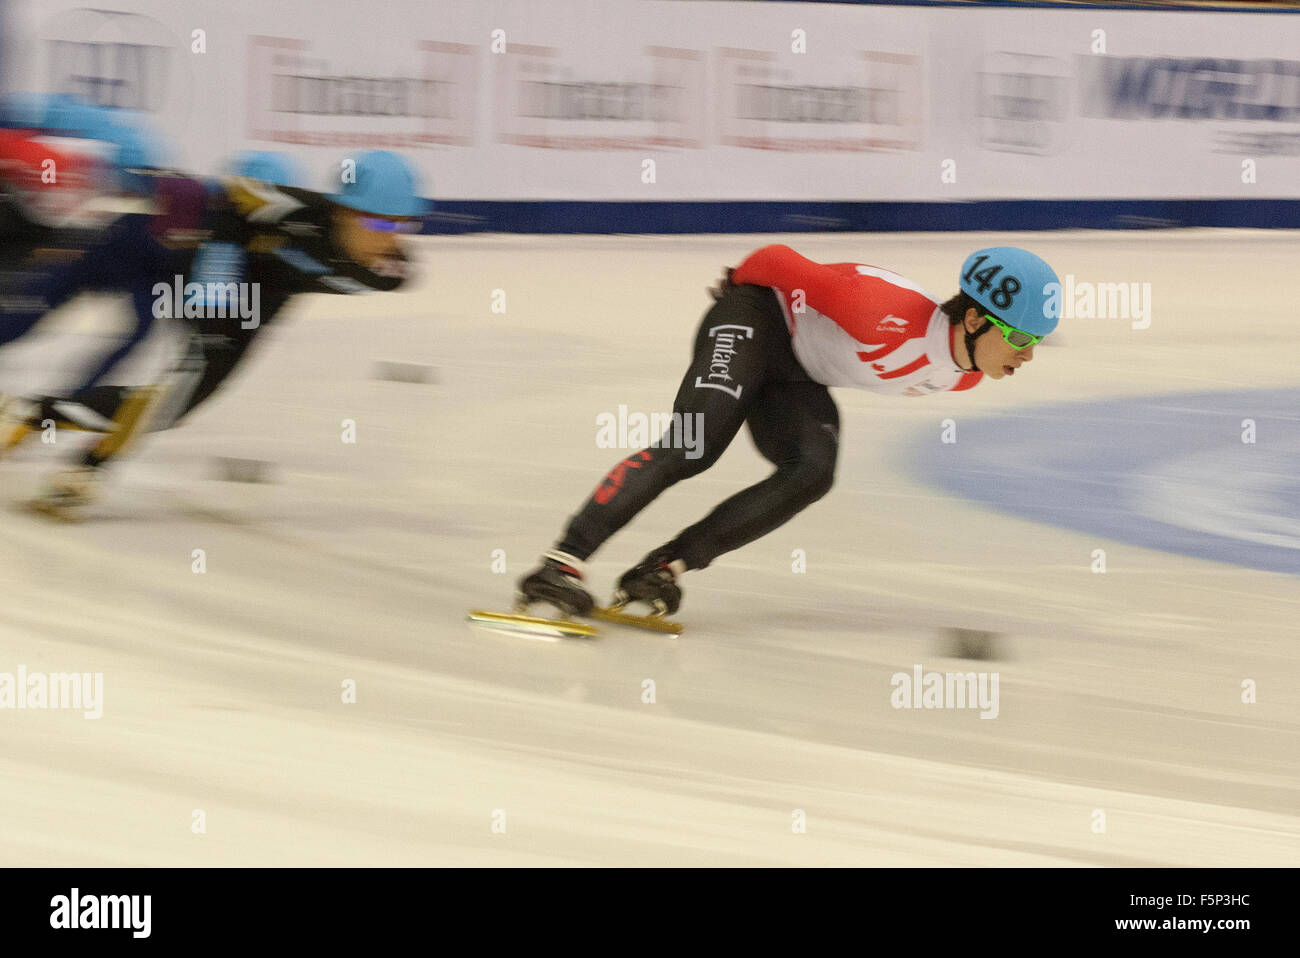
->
xmin=0 ymin=393 xmax=39 ymax=457
xmin=29 ymin=465 xmax=102 ymax=521
xmin=516 ymin=550 xmax=596 ymax=618
xmin=612 ymin=548 xmax=683 ymax=616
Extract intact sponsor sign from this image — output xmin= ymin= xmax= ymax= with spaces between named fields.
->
xmin=717 ymin=47 xmax=923 ymax=152
xmin=493 ymin=43 xmax=705 ymax=150
xmin=247 ymin=35 xmax=476 ymax=147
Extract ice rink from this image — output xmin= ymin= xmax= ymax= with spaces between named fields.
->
xmin=1 ymin=230 xmax=1297 ymax=866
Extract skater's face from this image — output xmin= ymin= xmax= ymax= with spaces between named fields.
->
xmin=964 ymin=308 xmax=1037 ymax=379
xmin=333 ymin=207 xmax=410 ymax=269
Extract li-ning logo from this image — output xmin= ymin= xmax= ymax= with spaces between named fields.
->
xmin=694 ymin=324 xmax=753 ymax=399
xmin=875 ymin=315 xmax=907 ymax=333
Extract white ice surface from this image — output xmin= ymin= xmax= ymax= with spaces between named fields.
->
xmin=0 ymin=230 xmax=1297 ymax=865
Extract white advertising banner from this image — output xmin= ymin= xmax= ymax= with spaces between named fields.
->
xmin=4 ymin=0 xmax=1300 ymax=200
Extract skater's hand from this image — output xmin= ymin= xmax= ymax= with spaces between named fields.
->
xmin=708 ymin=267 xmax=736 ymax=302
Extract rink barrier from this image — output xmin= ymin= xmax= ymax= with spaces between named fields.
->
xmin=421 ymin=199 xmax=1300 ymax=234
xmin=11 ymin=0 xmax=1300 ymax=206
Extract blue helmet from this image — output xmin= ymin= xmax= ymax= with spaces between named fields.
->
xmin=331 ymin=150 xmax=431 ymax=218
xmin=0 ymin=92 xmax=108 ymax=138
xmin=959 ymin=247 xmax=1060 ymax=337
xmin=94 ymin=109 xmax=168 ymax=193
xmin=45 ymin=97 xmax=111 ymax=139
xmin=0 ymin=91 xmax=63 ymax=129
xmin=229 ymin=150 xmax=304 ymax=187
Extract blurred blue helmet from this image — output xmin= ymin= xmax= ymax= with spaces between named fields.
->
xmin=0 ymin=92 xmax=61 ymax=129
xmin=44 ymin=97 xmax=110 ymax=139
xmin=112 ymin=125 xmax=152 ymax=169
xmin=0 ymin=92 xmax=108 ymax=137
xmin=95 ymin=110 xmax=168 ymax=193
xmin=331 ymin=150 xmax=430 ymax=218
xmin=229 ymin=149 xmax=304 ymax=187
xmin=958 ymin=247 xmax=1061 ymax=337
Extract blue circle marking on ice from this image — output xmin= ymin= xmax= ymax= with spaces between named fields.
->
xmin=908 ymin=388 xmax=1300 ymax=575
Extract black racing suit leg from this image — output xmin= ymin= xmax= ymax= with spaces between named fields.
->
xmin=555 ymin=284 xmax=781 ymax=561
xmin=661 ymin=378 xmax=839 ymax=571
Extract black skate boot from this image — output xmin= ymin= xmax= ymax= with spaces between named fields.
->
xmin=516 ymin=550 xmax=596 ymax=618
xmin=612 ymin=549 xmax=683 ymax=616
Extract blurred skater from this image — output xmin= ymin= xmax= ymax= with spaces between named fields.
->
xmin=0 ymin=146 xmax=429 ymax=516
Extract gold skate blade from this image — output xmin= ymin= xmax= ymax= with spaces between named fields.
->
xmin=591 ymin=606 xmax=684 ymax=635
xmin=23 ymin=497 xmax=87 ymax=523
xmin=467 ymin=609 xmax=599 ymax=640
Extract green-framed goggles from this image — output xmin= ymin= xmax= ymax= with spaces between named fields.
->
xmin=984 ymin=314 xmax=1043 ymax=350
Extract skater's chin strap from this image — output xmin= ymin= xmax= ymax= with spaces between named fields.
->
xmin=962 ymin=318 xmax=994 ymax=374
